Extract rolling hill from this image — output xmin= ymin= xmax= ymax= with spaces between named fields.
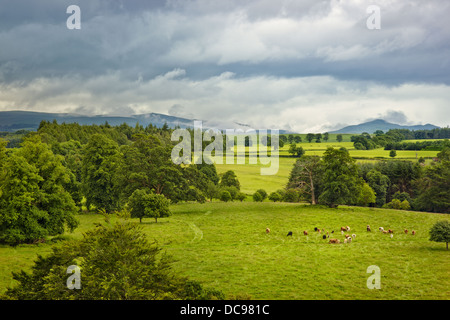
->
xmin=0 ymin=110 xmax=196 ymax=132
xmin=330 ymin=119 xmax=439 ymax=134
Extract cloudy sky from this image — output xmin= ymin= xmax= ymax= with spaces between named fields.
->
xmin=0 ymin=0 xmax=449 ymax=132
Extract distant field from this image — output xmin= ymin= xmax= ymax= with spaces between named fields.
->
xmin=1 ymin=202 xmax=448 ymax=299
xmin=216 ymin=142 xmax=439 ymax=194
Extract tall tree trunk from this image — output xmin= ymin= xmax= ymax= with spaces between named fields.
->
xmin=310 ymin=171 xmax=316 ymax=205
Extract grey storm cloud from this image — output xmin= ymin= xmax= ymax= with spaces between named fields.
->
xmin=0 ymin=0 xmax=449 ymax=131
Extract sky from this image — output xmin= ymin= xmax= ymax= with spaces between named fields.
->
xmin=0 ymin=0 xmax=449 ymax=133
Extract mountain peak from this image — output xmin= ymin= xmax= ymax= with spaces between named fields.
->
xmin=330 ymin=119 xmax=439 ymax=134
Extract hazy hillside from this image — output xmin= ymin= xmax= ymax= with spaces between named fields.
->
xmin=0 ymin=111 xmax=195 ymax=132
xmin=330 ymin=119 xmax=439 ymax=134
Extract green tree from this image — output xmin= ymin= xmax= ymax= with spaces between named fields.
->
xmin=413 ymin=148 xmax=450 ymax=213
xmin=306 ymin=133 xmax=315 ymax=143
xmin=2 ymin=220 xmax=223 ymax=299
xmin=323 ymin=132 xmax=329 ymax=142
xmin=81 ymin=134 xmax=121 ymax=212
xmin=318 ymin=147 xmax=364 ymax=208
xmin=220 ymin=170 xmax=240 ymax=190
xmin=128 ymin=189 xmax=171 ymax=223
xmin=205 ymin=181 xmax=219 ymax=202
xmin=315 ymin=133 xmax=322 ymax=143
xmin=366 ymin=169 xmax=390 ymax=207
xmin=357 ymin=183 xmax=376 ymax=207
xmin=389 ymin=150 xmax=397 ymax=158
xmin=268 ymin=192 xmax=282 ymax=202
xmin=118 ymin=134 xmax=186 ymax=204
xmin=288 ymin=143 xmax=304 ymax=158
xmin=336 ymin=134 xmax=343 ymax=143
xmin=0 ymin=135 xmax=79 ymax=245
xmin=235 ymin=192 xmax=246 ymax=202
xmin=429 ymin=220 xmax=450 ymax=250
xmin=255 ymin=189 xmax=267 ymax=200
xmin=252 ymin=192 xmax=263 ymax=202
xmin=287 ymin=156 xmax=322 ymax=205
xmin=219 ymin=190 xmax=232 ymax=202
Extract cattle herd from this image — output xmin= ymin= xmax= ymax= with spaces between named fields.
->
xmin=265 ymin=225 xmax=416 ymax=244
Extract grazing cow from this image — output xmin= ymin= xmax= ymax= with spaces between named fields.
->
xmin=340 ymin=227 xmax=347 ymax=232
xmin=345 ymin=234 xmax=350 ymax=239
xmin=341 ymin=231 xmax=344 ymax=235
xmin=379 ymin=227 xmax=384 ymax=232
xmin=412 ymin=230 xmax=416 ymax=235
xmin=329 ymin=239 xmax=340 ymax=244
xmin=303 ymin=230 xmax=308 ymax=236
xmin=390 ymin=234 xmax=393 ymax=238
xmin=266 ymin=228 xmax=270 ymax=234
xmin=388 ymin=229 xmax=393 ymax=234
xmin=331 ymin=230 xmax=334 ymax=234
xmin=346 ymin=226 xmax=351 ymax=231
xmin=347 ymin=237 xmax=352 ymax=243
xmin=323 ymin=235 xmax=327 ymax=240
xmin=344 ymin=238 xmax=348 ymax=243
xmin=287 ymin=231 xmax=293 ymax=236
xmin=352 ymin=234 xmax=356 ymax=239
xmin=367 ymin=225 xmax=371 ymax=232
xmin=404 ymin=229 xmax=408 ymax=234
xmin=314 ymin=227 xmax=318 ymax=231
xmin=383 ymin=230 xmax=388 ymax=234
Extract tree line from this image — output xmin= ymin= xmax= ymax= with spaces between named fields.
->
xmin=287 ymin=146 xmax=450 ymax=213
xmin=0 ymin=121 xmax=237 ymax=245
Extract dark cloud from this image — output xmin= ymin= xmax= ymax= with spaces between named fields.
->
xmin=0 ymin=0 xmax=448 ymax=130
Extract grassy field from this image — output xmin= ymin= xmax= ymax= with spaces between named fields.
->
xmin=215 ymin=141 xmax=440 ymax=195
xmin=1 ymin=202 xmax=448 ymax=299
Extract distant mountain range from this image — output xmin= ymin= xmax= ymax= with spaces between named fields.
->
xmin=0 ymin=111 xmax=196 ymax=132
xmin=330 ymin=119 xmax=440 ymax=134
xmin=0 ymin=111 xmax=441 ymax=134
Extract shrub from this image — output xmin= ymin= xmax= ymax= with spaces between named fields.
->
xmin=252 ymin=192 xmax=263 ymax=202
xmin=268 ymin=192 xmax=282 ymax=202
xmin=220 ymin=190 xmax=232 ymax=202
xmin=235 ymin=192 xmax=246 ymax=202
xmin=1 ymin=221 xmax=224 ymax=299
xmin=283 ymin=189 xmax=300 ymax=202
xmin=255 ymin=189 xmax=267 ymax=200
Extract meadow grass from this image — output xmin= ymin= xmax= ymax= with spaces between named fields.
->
xmin=1 ymin=202 xmax=448 ymax=299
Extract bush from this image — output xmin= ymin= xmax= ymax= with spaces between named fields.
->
xmin=252 ymin=192 xmax=263 ymax=202
xmin=268 ymin=192 xmax=282 ymax=202
xmin=235 ymin=192 xmax=246 ymax=202
xmin=354 ymin=142 xmax=366 ymax=150
xmin=389 ymin=150 xmax=397 ymax=158
xmin=283 ymin=189 xmax=300 ymax=202
xmin=1 ymin=221 xmax=224 ymax=299
xmin=255 ymin=189 xmax=267 ymax=200
xmin=222 ymin=186 xmax=239 ymax=200
xmin=399 ymin=200 xmax=411 ymax=210
xmin=220 ymin=190 xmax=232 ymax=202
xmin=384 ymin=199 xmax=410 ymax=210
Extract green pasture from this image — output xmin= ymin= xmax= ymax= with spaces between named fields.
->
xmin=215 ymin=142 xmax=439 ymax=195
xmin=1 ymin=202 xmax=448 ymax=299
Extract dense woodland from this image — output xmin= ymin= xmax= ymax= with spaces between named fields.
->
xmin=0 ymin=121 xmax=449 ymax=246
